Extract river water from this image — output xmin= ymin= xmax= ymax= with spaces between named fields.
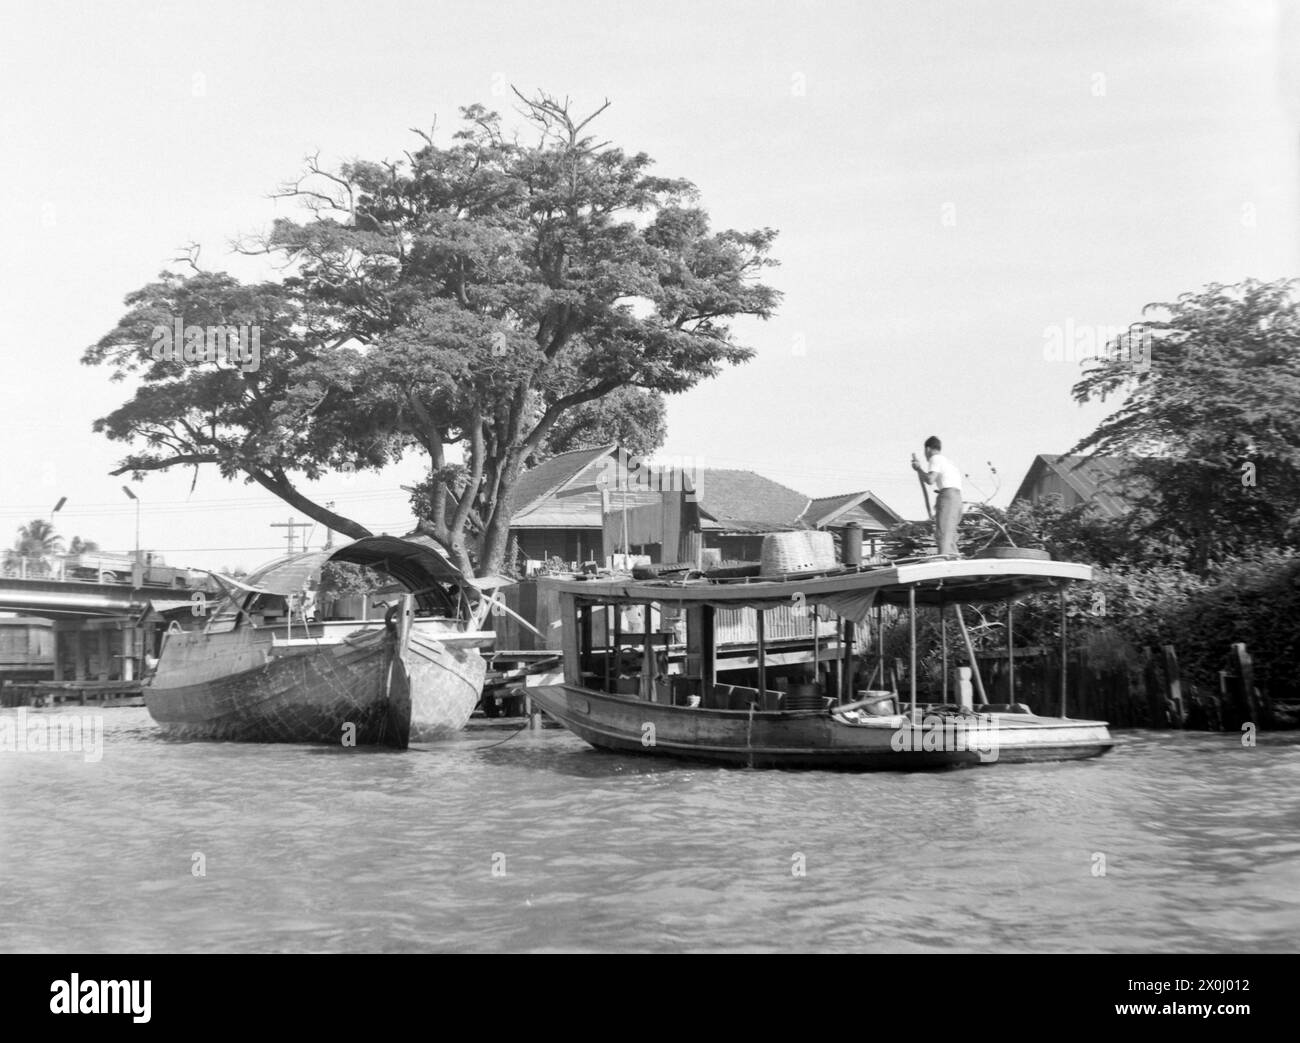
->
xmin=1 ymin=706 xmax=1297 ymax=953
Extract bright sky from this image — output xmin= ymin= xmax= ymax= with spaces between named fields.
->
xmin=1 ymin=0 xmax=1296 ymax=572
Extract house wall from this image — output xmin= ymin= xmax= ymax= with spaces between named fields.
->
xmin=49 ymin=619 xmax=133 ymax=682
xmin=710 ymin=534 xmax=766 ymax=560
xmin=0 ymin=621 xmax=56 ymax=678
xmin=511 ymin=528 xmax=599 ymax=566
xmin=1023 ymin=471 xmax=1084 ymax=508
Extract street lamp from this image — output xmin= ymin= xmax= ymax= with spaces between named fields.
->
xmin=122 ymin=486 xmax=140 ymax=569
xmin=50 ymin=497 xmax=66 ymax=579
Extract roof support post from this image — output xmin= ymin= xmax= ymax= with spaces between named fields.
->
xmin=908 ymin=585 xmax=917 ymax=723
xmin=1059 ymin=590 xmax=1068 ymax=717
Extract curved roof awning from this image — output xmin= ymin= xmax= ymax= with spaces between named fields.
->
xmin=212 ymin=536 xmax=472 ymax=615
xmin=327 ymin=535 xmax=468 ymax=590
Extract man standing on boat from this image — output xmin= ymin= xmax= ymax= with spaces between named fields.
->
xmin=911 ymin=436 xmax=962 ymax=557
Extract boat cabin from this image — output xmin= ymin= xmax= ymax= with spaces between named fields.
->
xmin=551 ymin=557 xmax=1094 ymax=717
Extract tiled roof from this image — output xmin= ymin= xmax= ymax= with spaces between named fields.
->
xmin=692 ymin=469 xmax=810 ymax=528
xmin=507 ymin=452 xmax=813 ymax=532
xmin=798 ymin=491 xmax=904 ymax=529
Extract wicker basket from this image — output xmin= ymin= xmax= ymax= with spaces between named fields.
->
xmin=760 ymin=530 xmax=837 ymax=576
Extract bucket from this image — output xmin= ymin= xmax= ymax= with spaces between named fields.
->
xmin=785 ymin=682 xmax=824 ymax=711
xmin=856 ymin=690 xmax=898 ymax=716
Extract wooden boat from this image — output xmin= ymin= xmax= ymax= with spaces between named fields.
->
xmin=527 ymin=554 xmax=1114 ymax=770
xmin=145 ymin=536 xmax=493 ymax=746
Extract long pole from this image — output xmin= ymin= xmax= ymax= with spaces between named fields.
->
xmin=953 ymin=603 xmax=988 ymax=704
xmin=1007 ymin=601 xmax=1015 ymax=704
xmin=914 ymin=453 xmax=934 ymax=521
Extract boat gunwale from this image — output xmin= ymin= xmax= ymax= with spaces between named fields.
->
xmin=528 ymin=685 xmax=1115 ymax=765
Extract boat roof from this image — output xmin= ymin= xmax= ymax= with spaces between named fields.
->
xmin=551 ymin=557 xmax=1092 ymax=608
xmin=212 ymin=535 xmax=470 ymax=615
xmin=327 ymin=535 xmax=469 ymax=591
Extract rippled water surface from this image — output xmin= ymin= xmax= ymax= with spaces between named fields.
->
xmin=2 ymin=707 xmax=1297 ymax=952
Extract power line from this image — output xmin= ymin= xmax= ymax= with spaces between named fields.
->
xmin=0 ymin=487 xmax=411 ymax=513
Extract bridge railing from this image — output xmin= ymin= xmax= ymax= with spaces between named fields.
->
xmin=1 ymin=555 xmax=210 ymax=588
xmin=1 ymin=556 xmax=66 ymax=581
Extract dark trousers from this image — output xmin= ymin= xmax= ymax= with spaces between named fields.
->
xmin=935 ymin=488 xmax=961 ymax=557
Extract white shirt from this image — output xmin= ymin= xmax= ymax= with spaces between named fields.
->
xmin=926 ymin=454 xmax=963 ymax=492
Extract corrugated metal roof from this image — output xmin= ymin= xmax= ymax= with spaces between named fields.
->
xmin=241 ymin=551 xmax=334 ymax=595
xmin=510 ymin=445 xmax=617 ymax=517
xmin=1012 ymin=454 xmax=1145 ymax=518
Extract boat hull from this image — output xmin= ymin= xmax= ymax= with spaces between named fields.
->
xmin=528 ymin=685 xmax=1114 ymax=770
xmin=405 ymin=629 xmax=486 ymax=740
xmin=145 ymin=626 xmax=410 ymax=747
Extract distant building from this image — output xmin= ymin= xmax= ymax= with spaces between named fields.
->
xmin=1011 ymin=454 xmax=1143 ymax=519
xmin=796 ymin=492 xmax=904 ymax=559
xmin=505 ymin=445 xmax=902 ymax=569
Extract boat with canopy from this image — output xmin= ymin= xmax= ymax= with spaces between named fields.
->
xmin=145 ymin=535 xmax=495 ymax=746
xmin=526 ymin=548 xmax=1114 ymax=769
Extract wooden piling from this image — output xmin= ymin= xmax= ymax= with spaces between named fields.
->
xmin=1230 ymin=643 xmax=1262 ymax=726
xmin=1161 ymin=644 xmax=1186 ymax=727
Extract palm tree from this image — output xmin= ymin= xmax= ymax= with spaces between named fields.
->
xmin=5 ymin=519 xmax=64 ymax=577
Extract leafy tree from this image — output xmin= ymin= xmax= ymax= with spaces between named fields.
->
xmin=537 ymin=386 xmax=666 ymax=460
xmin=84 ymin=92 xmax=780 ymax=578
xmin=1069 ymin=277 xmax=1300 ymax=572
xmin=68 ymin=536 xmax=101 ymax=555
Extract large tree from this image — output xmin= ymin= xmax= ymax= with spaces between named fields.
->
xmin=1069 ymin=277 xmax=1300 ymax=572
xmin=84 ymin=92 xmax=779 ymax=577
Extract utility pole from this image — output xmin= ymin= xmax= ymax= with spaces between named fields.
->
xmin=323 ymin=502 xmax=335 ymax=550
xmin=270 ymin=517 xmax=312 ymax=555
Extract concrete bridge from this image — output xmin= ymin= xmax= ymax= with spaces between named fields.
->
xmin=0 ymin=574 xmax=211 ymax=687
xmin=0 ymin=575 xmax=203 ymax=620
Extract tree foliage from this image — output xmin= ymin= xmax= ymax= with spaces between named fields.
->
xmin=537 ymin=386 xmax=666 ymax=460
xmin=1069 ymin=277 xmax=1300 ymax=571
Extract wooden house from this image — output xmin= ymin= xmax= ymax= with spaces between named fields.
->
xmin=1012 ymin=454 xmax=1143 ymax=518
xmin=505 ymin=445 xmax=855 ymax=569
xmin=796 ymin=492 xmax=903 ymax=559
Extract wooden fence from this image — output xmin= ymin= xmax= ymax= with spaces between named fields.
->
xmin=967 ymin=642 xmax=1295 ymax=730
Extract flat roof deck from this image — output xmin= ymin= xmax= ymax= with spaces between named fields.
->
xmin=553 ymin=557 xmax=1093 ymax=607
